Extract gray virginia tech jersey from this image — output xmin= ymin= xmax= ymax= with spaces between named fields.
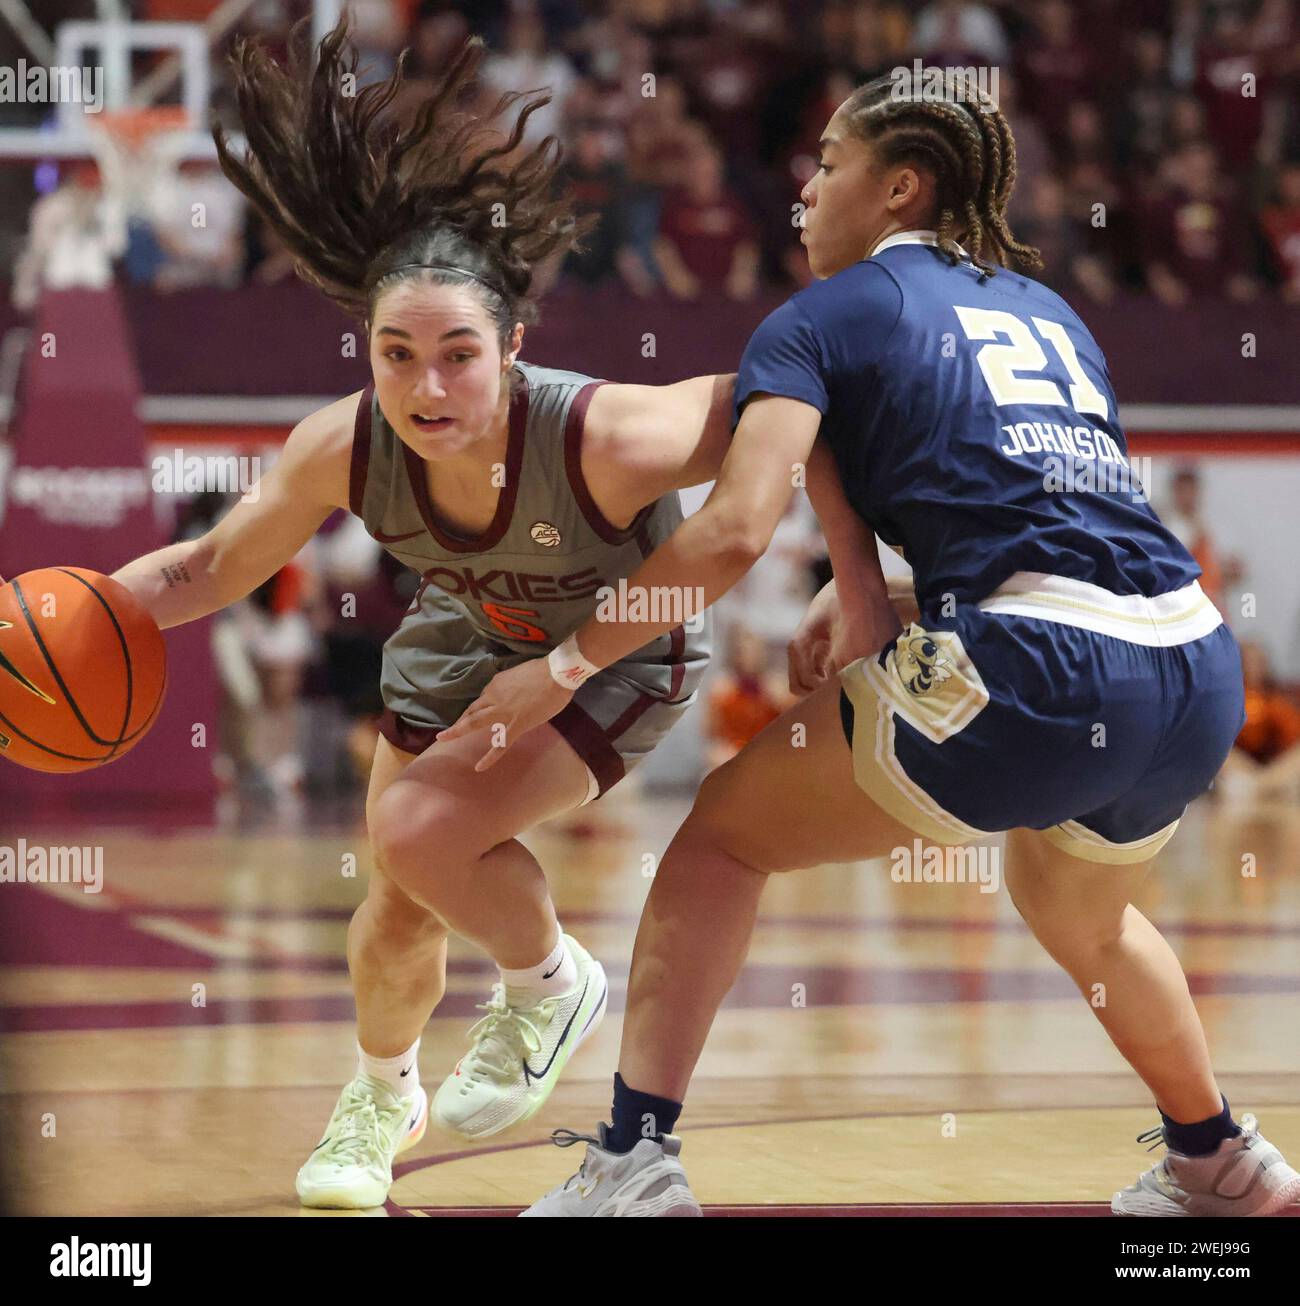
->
xmin=348 ymin=359 xmax=709 ymax=681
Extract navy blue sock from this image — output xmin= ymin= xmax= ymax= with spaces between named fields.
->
xmin=606 ymin=1072 xmax=682 ymax=1154
xmin=1161 ymin=1095 xmax=1241 ymax=1156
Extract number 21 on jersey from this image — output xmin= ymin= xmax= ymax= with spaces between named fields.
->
xmin=953 ymin=306 xmax=1109 ymax=419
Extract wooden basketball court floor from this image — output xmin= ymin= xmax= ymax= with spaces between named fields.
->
xmin=2 ymin=785 xmax=1298 ymax=1218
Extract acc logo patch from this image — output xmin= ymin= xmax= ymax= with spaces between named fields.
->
xmin=530 ymin=521 xmax=561 ymax=548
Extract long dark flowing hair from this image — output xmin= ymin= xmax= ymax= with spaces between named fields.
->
xmin=213 ymin=17 xmax=594 ymax=336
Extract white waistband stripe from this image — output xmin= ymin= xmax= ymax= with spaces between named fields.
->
xmin=977 ymin=573 xmax=1223 ymax=647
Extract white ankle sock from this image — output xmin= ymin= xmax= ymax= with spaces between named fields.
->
xmin=357 ymin=1038 xmax=420 ymax=1098
xmin=500 ymin=935 xmax=576 ymax=1004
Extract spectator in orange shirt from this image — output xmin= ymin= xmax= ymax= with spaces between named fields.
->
xmin=1219 ymin=642 xmax=1300 ymax=801
xmin=706 ymin=626 xmax=787 ymax=768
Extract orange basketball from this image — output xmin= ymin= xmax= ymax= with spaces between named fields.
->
xmin=0 ymin=567 xmax=167 ymax=773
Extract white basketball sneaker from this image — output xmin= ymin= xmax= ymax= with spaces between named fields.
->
xmin=433 ymin=936 xmax=608 ymax=1139
xmin=521 ymin=1125 xmax=703 ymax=1217
xmin=295 ymin=1074 xmax=428 ymax=1209
xmin=1112 ymin=1119 xmax=1300 ymax=1216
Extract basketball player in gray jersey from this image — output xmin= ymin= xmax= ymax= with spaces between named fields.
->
xmin=104 ymin=22 xmax=869 ymax=1210
xmin=352 ymin=358 xmax=708 ymax=783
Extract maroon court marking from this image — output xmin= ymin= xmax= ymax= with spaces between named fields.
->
xmin=5 ymin=887 xmax=1300 ymax=1032
xmin=18 ymin=893 xmax=1300 ymax=939
xmin=8 ymin=962 xmax=1300 ymax=1032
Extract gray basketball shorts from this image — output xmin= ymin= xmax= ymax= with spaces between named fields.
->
xmin=378 ymin=593 xmax=710 ymax=799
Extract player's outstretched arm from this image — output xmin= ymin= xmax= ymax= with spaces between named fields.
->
xmin=111 ymin=394 xmax=356 ymax=630
xmin=580 ymin=373 xmax=738 ymax=523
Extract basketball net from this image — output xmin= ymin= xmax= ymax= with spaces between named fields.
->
xmin=87 ymin=107 xmax=193 ymax=233
xmin=11 ymin=109 xmax=190 ymax=306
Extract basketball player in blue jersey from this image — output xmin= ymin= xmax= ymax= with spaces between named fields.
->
xmin=100 ymin=23 xmax=865 ymax=1211
xmin=453 ymin=74 xmax=1300 ymax=1217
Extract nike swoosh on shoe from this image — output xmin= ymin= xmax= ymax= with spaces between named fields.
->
xmin=521 ymin=977 xmax=588 ymax=1084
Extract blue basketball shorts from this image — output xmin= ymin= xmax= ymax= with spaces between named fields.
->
xmin=837 ymin=573 xmax=1244 ymax=864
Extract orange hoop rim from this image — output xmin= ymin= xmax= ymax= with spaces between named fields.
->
xmin=89 ymin=106 xmax=192 ymax=147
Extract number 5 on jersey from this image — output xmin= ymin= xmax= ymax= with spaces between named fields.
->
xmin=482 ymin=602 xmax=548 ymax=643
xmin=953 ymin=306 xmax=1109 ymax=419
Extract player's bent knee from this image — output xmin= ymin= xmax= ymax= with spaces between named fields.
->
xmin=691 ymin=759 xmax=737 ymax=814
xmin=370 ymin=782 xmax=483 ymax=891
xmin=677 ymin=769 xmax=783 ymax=876
xmin=1011 ymin=889 xmax=1127 ymax=963
xmin=675 ymin=810 xmax=771 ymax=877
xmin=369 ymin=783 xmax=422 ymax=878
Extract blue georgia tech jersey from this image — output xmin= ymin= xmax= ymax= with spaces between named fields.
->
xmin=734 ymin=231 xmax=1200 ymax=610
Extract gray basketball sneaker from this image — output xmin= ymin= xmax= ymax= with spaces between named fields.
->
xmin=520 ymin=1125 xmax=703 ymax=1217
xmin=1113 ymin=1120 xmax=1300 ymax=1216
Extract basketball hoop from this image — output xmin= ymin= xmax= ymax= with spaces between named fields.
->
xmin=9 ymin=110 xmax=193 ymax=302
xmin=88 ymin=107 xmax=193 ymax=228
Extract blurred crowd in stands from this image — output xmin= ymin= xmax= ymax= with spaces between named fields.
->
xmin=14 ymin=0 xmax=1300 ymax=303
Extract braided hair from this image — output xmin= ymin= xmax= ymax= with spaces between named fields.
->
xmin=213 ymin=17 xmax=594 ymax=339
xmin=839 ymin=72 xmax=1041 ymax=277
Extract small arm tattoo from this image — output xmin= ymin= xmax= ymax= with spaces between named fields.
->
xmin=160 ymin=562 xmax=192 ymax=588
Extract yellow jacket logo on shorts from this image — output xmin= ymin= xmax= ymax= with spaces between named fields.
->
xmin=895 ymin=631 xmax=953 ymax=698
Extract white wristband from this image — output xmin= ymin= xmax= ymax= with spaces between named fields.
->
xmin=548 ymin=634 xmax=600 ymax=690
